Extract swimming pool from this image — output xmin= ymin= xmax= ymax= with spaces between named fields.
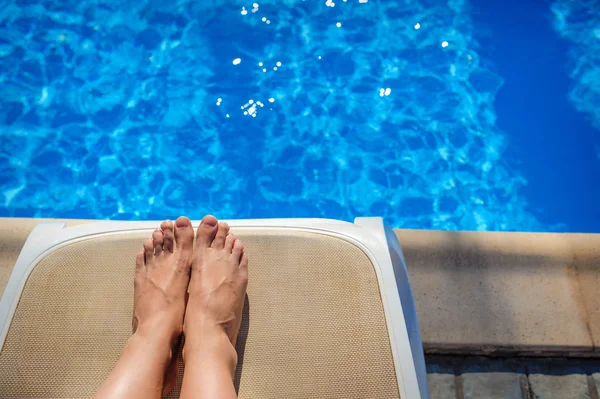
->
xmin=1 ymin=0 xmax=599 ymax=232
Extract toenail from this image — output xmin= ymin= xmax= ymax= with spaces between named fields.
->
xmin=175 ymin=218 xmax=190 ymax=228
xmin=203 ymin=217 xmax=217 ymax=227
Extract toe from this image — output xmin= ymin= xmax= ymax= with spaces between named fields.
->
xmin=239 ymin=252 xmax=249 ymax=283
xmin=135 ymin=249 xmax=145 ymax=270
xmin=213 ymin=222 xmax=230 ymax=250
xmin=143 ymin=238 xmax=154 ymax=263
xmin=174 ymin=216 xmax=194 ymax=253
xmin=240 ymin=252 xmax=248 ymax=270
xmin=152 ymin=229 xmax=164 ymax=255
xmin=225 ymin=233 xmax=236 ymax=254
xmin=232 ymin=238 xmax=244 ymax=260
xmin=161 ymin=220 xmax=174 ymax=253
xmin=195 ymin=215 xmax=218 ymax=248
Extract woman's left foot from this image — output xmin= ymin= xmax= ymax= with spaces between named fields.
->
xmin=133 ymin=217 xmax=195 ymax=396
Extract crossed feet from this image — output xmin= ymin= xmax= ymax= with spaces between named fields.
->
xmin=133 ymin=215 xmax=248 ymax=396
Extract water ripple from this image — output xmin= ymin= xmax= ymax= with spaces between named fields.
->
xmin=0 ymin=0 xmax=553 ymax=230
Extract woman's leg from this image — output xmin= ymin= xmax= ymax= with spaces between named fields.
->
xmin=180 ymin=217 xmax=249 ymax=399
xmin=94 ymin=217 xmax=196 ymax=399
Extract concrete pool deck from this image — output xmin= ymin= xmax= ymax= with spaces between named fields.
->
xmin=1 ymin=217 xmax=599 ymax=357
xmin=396 ymin=229 xmax=600 ymax=357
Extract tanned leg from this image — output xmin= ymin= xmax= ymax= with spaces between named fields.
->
xmin=180 ymin=216 xmax=249 ymax=399
xmin=94 ymin=217 xmax=194 ymax=399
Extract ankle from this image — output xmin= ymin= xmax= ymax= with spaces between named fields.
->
xmin=183 ymin=308 xmax=227 ymax=337
xmin=126 ymin=330 xmax=175 ymax=373
xmin=183 ymin=326 xmax=238 ymax=373
xmin=135 ymin=320 xmax=182 ymax=348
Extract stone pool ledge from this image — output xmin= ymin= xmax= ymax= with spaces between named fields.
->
xmin=397 ymin=229 xmax=600 ymax=357
xmin=1 ymin=218 xmax=598 ymax=357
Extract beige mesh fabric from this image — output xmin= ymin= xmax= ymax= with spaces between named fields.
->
xmin=0 ymin=229 xmax=400 ymax=398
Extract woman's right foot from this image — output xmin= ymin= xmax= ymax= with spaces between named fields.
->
xmin=184 ymin=215 xmax=249 ymax=355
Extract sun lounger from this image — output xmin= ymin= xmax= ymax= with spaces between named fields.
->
xmin=0 ymin=217 xmax=428 ymax=398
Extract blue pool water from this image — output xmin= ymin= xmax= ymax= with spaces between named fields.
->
xmin=0 ymin=0 xmax=599 ymax=231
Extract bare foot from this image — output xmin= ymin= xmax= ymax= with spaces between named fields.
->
xmin=133 ymin=217 xmax=195 ymax=397
xmin=184 ymin=215 xmax=249 ymax=353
